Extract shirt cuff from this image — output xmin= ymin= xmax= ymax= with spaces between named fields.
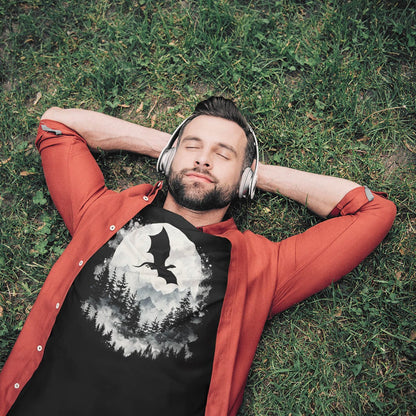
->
xmin=328 ymin=186 xmax=388 ymax=217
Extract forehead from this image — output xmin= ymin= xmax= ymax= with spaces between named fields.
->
xmin=181 ymin=115 xmax=247 ymax=149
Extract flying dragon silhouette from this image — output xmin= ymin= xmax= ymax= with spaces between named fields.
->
xmin=134 ymin=227 xmax=178 ymax=285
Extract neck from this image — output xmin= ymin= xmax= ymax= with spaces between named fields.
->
xmin=163 ymin=193 xmax=229 ymax=228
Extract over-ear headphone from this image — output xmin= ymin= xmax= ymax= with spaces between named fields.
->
xmin=156 ymin=116 xmax=259 ymax=199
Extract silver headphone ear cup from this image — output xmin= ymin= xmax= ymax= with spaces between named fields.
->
xmin=160 ymin=147 xmax=176 ymax=175
xmin=239 ymin=167 xmax=253 ymax=198
xmin=157 ymin=116 xmax=193 ymax=175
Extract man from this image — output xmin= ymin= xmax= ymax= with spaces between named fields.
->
xmin=0 ymin=97 xmax=396 ymax=415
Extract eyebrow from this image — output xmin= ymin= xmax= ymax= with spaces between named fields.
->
xmin=181 ymin=136 xmax=238 ymax=156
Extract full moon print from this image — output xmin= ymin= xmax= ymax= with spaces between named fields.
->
xmin=81 ymin=220 xmax=212 ymax=360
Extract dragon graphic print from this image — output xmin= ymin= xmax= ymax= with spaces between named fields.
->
xmin=81 ymin=216 xmax=218 ymax=359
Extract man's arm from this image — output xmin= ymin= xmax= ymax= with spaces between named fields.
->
xmin=269 ymin=186 xmax=396 ymax=316
xmin=41 ymin=107 xmax=171 ymax=158
xmin=256 ymin=163 xmax=361 ymax=217
xmin=41 ymin=108 xmax=360 ymax=217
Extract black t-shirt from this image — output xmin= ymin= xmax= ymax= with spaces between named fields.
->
xmin=10 ymin=205 xmax=231 ymax=415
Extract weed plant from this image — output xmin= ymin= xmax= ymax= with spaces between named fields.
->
xmin=0 ymin=0 xmax=415 ymax=414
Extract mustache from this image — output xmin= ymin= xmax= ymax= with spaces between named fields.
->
xmin=180 ymin=167 xmax=218 ymax=183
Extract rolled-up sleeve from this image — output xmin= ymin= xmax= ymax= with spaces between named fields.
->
xmin=36 ymin=120 xmax=107 ymax=235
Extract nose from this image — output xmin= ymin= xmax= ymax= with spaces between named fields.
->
xmin=194 ymin=151 xmax=212 ymax=169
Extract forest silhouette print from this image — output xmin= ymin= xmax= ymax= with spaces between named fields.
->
xmin=81 ymin=221 xmax=213 ymax=359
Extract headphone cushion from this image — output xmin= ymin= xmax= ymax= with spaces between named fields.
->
xmin=158 ymin=147 xmax=176 ymax=175
xmin=239 ymin=167 xmax=253 ymax=198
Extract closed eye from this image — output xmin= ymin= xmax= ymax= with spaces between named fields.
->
xmin=182 ymin=137 xmax=201 ymax=150
xmin=217 ymin=152 xmax=230 ymax=160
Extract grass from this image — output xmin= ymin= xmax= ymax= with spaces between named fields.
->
xmin=1 ymin=0 xmax=415 ymax=414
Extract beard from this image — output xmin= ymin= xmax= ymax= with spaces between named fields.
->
xmin=166 ymin=168 xmax=239 ymax=211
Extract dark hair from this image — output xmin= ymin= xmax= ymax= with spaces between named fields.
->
xmin=179 ymin=96 xmax=256 ymax=169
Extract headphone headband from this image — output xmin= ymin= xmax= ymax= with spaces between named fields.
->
xmin=156 ymin=116 xmax=259 ymax=199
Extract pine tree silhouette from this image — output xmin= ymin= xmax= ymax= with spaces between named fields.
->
xmin=161 ymin=310 xmax=175 ymax=331
xmin=125 ymin=291 xmax=136 ymax=313
xmin=151 ymin=318 xmax=160 ymax=333
xmin=125 ymin=301 xmax=142 ymax=336
xmin=114 ymin=273 xmax=128 ymax=309
xmin=143 ymin=344 xmax=153 ymax=358
xmin=174 ymin=290 xmax=193 ymax=326
xmin=91 ymin=311 xmax=99 ymax=328
xmin=82 ymin=302 xmax=92 ymax=319
xmin=141 ymin=321 xmax=150 ymax=335
xmin=93 ymin=265 xmax=109 ymax=303
xmin=107 ymin=269 xmax=118 ymax=304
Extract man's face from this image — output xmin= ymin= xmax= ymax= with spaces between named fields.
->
xmin=166 ymin=115 xmax=247 ymax=211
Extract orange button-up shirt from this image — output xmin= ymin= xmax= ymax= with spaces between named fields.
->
xmin=0 ymin=120 xmax=396 ymax=415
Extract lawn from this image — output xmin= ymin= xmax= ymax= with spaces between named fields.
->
xmin=0 ymin=0 xmax=415 ymax=414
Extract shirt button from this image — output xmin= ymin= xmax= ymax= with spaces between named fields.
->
xmin=14 ymin=383 xmax=20 ymax=389
xmin=109 ymin=225 xmax=115 ymax=231
xmin=78 ymin=260 xmax=83 ymax=266
xmin=56 ymin=302 xmax=60 ymax=309
xmin=143 ymin=196 xmax=149 ymax=201
xmin=37 ymin=345 xmax=42 ymax=352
